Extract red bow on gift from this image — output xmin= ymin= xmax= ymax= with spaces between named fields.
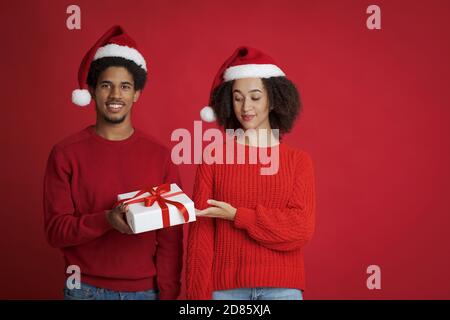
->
xmin=114 ymin=183 xmax=189 ymax=228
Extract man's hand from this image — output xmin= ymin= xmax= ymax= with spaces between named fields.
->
xmin=106 ymin=203 xmax=133 ymax=234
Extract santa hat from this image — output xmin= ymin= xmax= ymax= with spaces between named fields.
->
xmin=200 ymin=46 xmax=286 ymax=122
xmin=72 ymin=25 xmax=147 ymax=106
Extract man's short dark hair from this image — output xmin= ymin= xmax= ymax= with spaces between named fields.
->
xmin=87 ymin=56 xmax=147 ymax=91
xmin=210 ymin=77 xmax=302 ymax=137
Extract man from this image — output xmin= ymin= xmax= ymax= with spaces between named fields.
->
xmin=44 ymin=25 xmax=183 ymax=300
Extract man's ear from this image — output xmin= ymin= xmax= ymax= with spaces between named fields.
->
xmin=133 ymin=90 xmax=141 ymax=102
xmin=88 ymin=86 xmax=95 ymax=99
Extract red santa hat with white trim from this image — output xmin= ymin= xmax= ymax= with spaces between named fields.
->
xmin=72 ymin=25 xmax=147 ymax=106
xmin=200 ymin=46 xmax=286 ymax=122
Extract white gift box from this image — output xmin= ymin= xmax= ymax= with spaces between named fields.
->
xmin=117 ymin=183 xmax=196 ymax=234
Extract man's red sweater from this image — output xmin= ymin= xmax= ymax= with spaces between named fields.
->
xmin=186 ymin=142 xmax=316 ymax=299
xmin=43 ymin=126 xmax=183 ymax=299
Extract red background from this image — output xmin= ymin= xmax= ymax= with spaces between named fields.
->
xmin=1 ymin=0 xmax=449 ymax=299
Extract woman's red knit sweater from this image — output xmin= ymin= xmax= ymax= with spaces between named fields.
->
xmin=186 ymin=142 xmax=316 ymax=299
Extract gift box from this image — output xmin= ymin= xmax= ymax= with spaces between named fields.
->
xmin=116 ymin=183 xmax=196 ymax=234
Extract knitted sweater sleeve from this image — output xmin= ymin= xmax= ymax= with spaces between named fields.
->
xmin=43 ymin=146 xmax=112 ymax=248
xmin=234 ymin=151 xmax=316 ymax=252
xmin=186 ymin=163 xmax=215 ymax=300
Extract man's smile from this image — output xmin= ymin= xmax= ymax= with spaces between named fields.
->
xmin=106 ymin=101 xmax=125 ymax=113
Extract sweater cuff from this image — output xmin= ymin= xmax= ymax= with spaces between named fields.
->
xmin=234 ymin=207 xmax=257 ymax=230
xmin=84 ymin=210 xmax=113 ymax=234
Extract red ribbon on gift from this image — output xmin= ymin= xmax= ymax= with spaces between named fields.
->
xmin=114 ymin=183 xmax=190 ymax=228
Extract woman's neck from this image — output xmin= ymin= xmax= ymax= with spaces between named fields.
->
xmin=236 ymin=128 xmax=280 ymax=147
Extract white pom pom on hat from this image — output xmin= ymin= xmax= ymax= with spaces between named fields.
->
xmin=72 ymin=25 xmax=147 ymax=107
xmin=201 ymin=46 xmax=286 ymax=122
xmin=72 ymin=89 xmax=91 ymax=107
xmin=200 ymin=106 xmax=216 ymax=122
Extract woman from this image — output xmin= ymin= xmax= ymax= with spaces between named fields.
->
xmin=186 ymin=46 xmax=315 ymax=300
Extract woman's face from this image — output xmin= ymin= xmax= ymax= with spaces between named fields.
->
xmin=232 ymin=78 xmax=271 ymax=131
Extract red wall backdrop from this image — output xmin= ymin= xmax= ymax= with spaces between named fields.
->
xmin=1 ymin=0 xmax=449 ymax=299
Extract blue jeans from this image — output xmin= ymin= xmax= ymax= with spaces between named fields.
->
xmin=63 ymin=282 xmax=159 ymax=300
xmin=212 ymin=288 xmax=303 ymax=300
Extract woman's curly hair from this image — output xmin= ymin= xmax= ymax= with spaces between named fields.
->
xmin=210 ymin=76 xmax=301 ymax=137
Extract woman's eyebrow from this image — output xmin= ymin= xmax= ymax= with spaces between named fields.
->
xmin=233 ymin=89 xmax=262 ymax=93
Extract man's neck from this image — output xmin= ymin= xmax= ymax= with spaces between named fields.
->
xmin=95 ymin=121 xmax=135 ymax=141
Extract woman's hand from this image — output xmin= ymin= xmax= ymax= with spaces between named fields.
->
xmin=195 ymin=199 xmax=237 ymax=221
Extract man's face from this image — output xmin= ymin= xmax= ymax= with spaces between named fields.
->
xmin=91 ymin=66 xmax=140 ymax=124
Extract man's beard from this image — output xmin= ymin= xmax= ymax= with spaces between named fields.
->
xmin=103 ymin=114 xmax=127 ymax=124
